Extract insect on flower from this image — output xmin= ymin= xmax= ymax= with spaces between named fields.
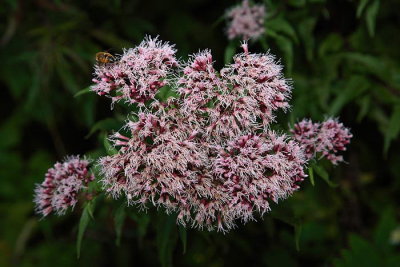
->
xmin=95 ymin=51 xmax=115 ymax=64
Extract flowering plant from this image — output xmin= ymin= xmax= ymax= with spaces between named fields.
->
xmin=34 ymin=37 xmax=352 ymax=234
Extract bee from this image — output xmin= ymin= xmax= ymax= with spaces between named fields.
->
xmin=95 ymin=52 xmax=115 ymax=64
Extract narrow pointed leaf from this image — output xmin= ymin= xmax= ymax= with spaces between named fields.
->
xmin=366 ymin=0 xmax=380 ymax=37
xmin=74 ymin=87 xmax=92 ymax=98
xmin=313 ymin=164 xmax=337 ymax=187
xmin=114 ymin=204 xmax=126 ymax=246
xmin=308 ymin=167 xmax=315 ymax=186
xmin=77 ymin=202 xmax=93 ymax=258
xmin=178 ymin=226 xmax=187 ymax=254
xmin=383 ymin=104 xmax=400 ymax=154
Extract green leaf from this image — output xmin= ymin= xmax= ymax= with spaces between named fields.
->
xmin=224 ymin=41 xmax=237 ymax=64
xmin=103 ymin=133 xmax=118 ymax=155
xmin=156 ymin=85 xmax=178 ymax=102
xmin=267 ymin=31 xmax=293 ymax=74
xmin=56 ymin=55 xmax=81 ymax=94
xmin=298 ymin=18 xmax=317 ymax=61
xmin=157 ymin=215 xmax=177 ymax=267
xmin=74 ymin=87 xmax=92 ymax=98
xmin=383 ymin=104 xmax=400 ymax=154
xmin=259 ymin=37 xmax=268 ymax=50
xmin=211 ymin=14 xmax=225 ymax=29
xmin=266 ymin=18 xmax=298 ymax=43
xmin=313 ymin=164 xmax=338 ymax=187
xmin=86 ymin=118 xmax=121 ymax=138
xmin=287 ymin=0 xmax=306 ymax=7
xmin=178 ymin=226 xmax=187 ymax=254
xmin=373 ymin=208 xmax=396 ymax=250
xmin=329 ymin=76 xmax=369 ymax=116
xmin=342 ymin=52 xmax=400 ymax=90
xmin=318 ymin=34 xmax=343 ymax=57
xmin=357 ymin=0 xmax=370 ymax=18
xmin=334 ymin=235 xmax=381 ymax=267
xmin=114 ymin=204 xmax=126 ymax=246
xmin=77 ymin=202 xmax=94 ymax=258
xmin=357 ymin=96 xmax=371 ymax=122
xmin=294 ymin=223 xmax=302 ymax=251
xmin=130 ymin=213 xmax=150 ymax=238
xmin=365 ymin=0 xmax=380 ymax=37
xmin=308 ymin=167 xmax=315 ymax=186
xmin=90 ymin=29 xmax=131 ymax=48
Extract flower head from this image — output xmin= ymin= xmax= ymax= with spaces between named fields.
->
xmin=34 ymin=156 xmax=94 ymax=217
xmin=91 ymin=36 xmax=178 ymax=106
xmin=178 ymin=44 xmax=291 ymax=139
xmin=226 ymin=0 xmax=266 ymax=40
xmin=291 ymin=118 xmax=353 ymax=164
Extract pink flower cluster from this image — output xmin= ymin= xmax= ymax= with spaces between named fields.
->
xmin=226 ymin=0 xmax=266 ymax=40
xmin=97 ymin=38 xmax=314 ymax=232
xmin=291 ymin=118 xmax=353 ymax=164
xmin=34 ymin=156 xmax=94 ymax=217
xmin=178 ymin=44 xmax=291 ymax=138
xmin=91 ymin=37 xmax=178 ymax=106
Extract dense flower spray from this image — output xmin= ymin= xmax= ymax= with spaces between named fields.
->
xmin=93 ymin=37 xmax=348 ymax=232
xmin=226 ymin=0 xmax=266 ymax=40
xmin=35 ymin=36 xmax=352 ymax=232
xmin=34 ymin=156 xmax=94 ymax=217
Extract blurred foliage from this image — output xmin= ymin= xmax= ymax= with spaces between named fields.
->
xmin=1 ymin=0 xmax=400 ymax=266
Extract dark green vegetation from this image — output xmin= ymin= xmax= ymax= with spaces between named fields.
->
xmin=1 ymin=0 xmax=400 ymax=266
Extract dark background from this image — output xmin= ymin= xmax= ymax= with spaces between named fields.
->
xmin=1 ymin=0 xmax=400 ymax=266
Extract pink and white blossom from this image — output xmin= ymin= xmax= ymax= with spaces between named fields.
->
xmin=34 ymin=156 xmax=94 ymax=217
xmin=91 ymin=36 xmax=178 ymax=106
xmin=226 ymin=0 xmax=266 ymax=40
xmin=291 ymin=118 xmax=353 ymax=164
xmin=93 ymin=37 xmax=352 ymax=232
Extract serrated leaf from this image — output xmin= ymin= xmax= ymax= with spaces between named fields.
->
xmin=77 ymin=202 xmax=93 ymax=258
xmin=313 ymin=164 xmax=337 ymax=187
xmin=74 ymin=87 xmax=92 ymax=98
xmin=383 ymin=104 xmax=400 ymax=154
xmin=357 ymin=0 xmax=370 ymax=18
xmin=365 ymin=0 xmax=380 ymax=37
xmin=114 ymin=204 xmax=126 ymax=246
xmin=178 ymin=226 xmax=187 ymax=254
